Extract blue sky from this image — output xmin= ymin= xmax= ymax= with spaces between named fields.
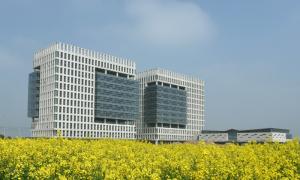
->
xmin=0 ymin=0 xmax=299 ymax=136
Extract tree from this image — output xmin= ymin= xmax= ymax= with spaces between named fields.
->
xmin=0 ymin=134 xmax=4 ymax=139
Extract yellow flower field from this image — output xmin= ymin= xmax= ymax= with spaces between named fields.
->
xmin=0 ymin=138 xmax=299 ymax=179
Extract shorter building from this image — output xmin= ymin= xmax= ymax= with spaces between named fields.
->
xmin=237 ymin=128 xmax=290 ymax=143
xmin=198 ymin=128 xmax=291 ymax=143
xmin=137 ymin=68 xmax=205 ymax=143
xmin=198 ymin=129 xmax=238 ymax=143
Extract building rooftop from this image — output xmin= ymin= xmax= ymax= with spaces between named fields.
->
xmin=34 ymin=42 xmax=136 ymax=68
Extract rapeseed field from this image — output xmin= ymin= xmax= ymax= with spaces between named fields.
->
xmin=0 ymin=138 xmax=299 ymax=179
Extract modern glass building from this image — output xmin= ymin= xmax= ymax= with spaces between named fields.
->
xmin=137 ymin=68 xmax=205 ymax=143
xmin=28 ymin=43 xmax=205 ymax=141
xmin=28 ymin=42 xmax=138 ymax=139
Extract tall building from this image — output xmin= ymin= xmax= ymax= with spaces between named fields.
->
xmin=28 ymin=43 xmax=139 ymax=139
xmin=137 ymin=68 xmax=205 ymax=143
xmin=28 ymin=43 xmax=205 ymax=141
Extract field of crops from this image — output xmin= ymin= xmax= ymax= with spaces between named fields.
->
xmin=0 ymin=138 xmax=299 ymax=179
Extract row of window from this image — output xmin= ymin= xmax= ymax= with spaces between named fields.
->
xmin=142 ymin=134 xmax=190 ymax=141
xmin=54 ymin=105 xmax=93 ymax=114
xmin=57 ymin=59 xmax=94 ymax=72
xmin=139 ymin=76 xmax=203 ymax=90
xmin=56 ymin=51 xmax=134 ymax=74
xmin=32 ymin=130 xmax=135 ymax=139
xmin=55 ymin=89 xmax=93 ymax=101
xmin=56 ymin=74 xmax=93 ymax=86
xmin=143 ymin=128 xmax=187 ymax=135
xmin=56 ymin=66 xmax=94 ymax=79
xmin=55 ymin=83 xmax=93 ymax=95
xmin=54 ymin=98 xmax=93 ymax=107
xmin=55 ymin=122 xmax=135 ymax=132
xmin=54 ymin=115 xmax=92 ymax=122
xmin=61 ymin=131 xmax=135 ymax=139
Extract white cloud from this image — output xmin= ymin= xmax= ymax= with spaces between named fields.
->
xmin=124 ymin=0 xmax=216 ymax=46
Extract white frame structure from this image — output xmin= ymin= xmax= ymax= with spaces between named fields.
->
xmin=31 ymin=42 xmax=136 ymax=139
xmin=137 ymin=68 xmax=205 ymax=142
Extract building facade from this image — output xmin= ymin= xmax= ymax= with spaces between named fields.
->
xmin=198 ymin=128 xmax=291 ymax=143
xmin=28 ymin=43 xmax=205 ymax=141
xmin=137 ymin=69 xmax=205 ymax=143
xmin=237 ymin=128 xmax=290 ymax=143
xmin=197 ymin=129 xmax=238 ymax=143
xmin=28 ymin=42 xmax=138 ymax=139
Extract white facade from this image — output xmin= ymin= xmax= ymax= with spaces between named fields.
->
xmin=198 ymin=133 xmax=228 ymax=143
xmin=137 ymin=68 xmax=205 ymax=142
xmin=31 ymin=42 xmax=136 ymax=139
xmin=198 ymin=129 xmax=289 ymax=143
xmin=237 ymin=132 xmax=287 ymax=143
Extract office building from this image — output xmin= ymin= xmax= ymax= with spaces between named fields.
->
xmin=137 ymin=68 xmax=205 ymax=143
xmin=198 ymin=128 xmax=291 ymax=143
xmin=28 ymin=42 xmax=139 ymax=139
xmin=197 ymin=129 xmax=238 ymax=143
xmin=237 ymin=128 xmax=290 ymax=143
xmin=28 ymin=43 xmax=205 ymax=141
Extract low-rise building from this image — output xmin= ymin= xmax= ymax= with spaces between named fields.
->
xmin=237 ymin=128 xmax=290 ymax=143
xmin=198 ymin=128 xmax=291 ymax=143
xmin=198 ymin=129 xmax=238 ymax=143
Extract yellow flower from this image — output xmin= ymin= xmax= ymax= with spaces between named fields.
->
xmin=0 ymin=138 xmax=299 ymax=179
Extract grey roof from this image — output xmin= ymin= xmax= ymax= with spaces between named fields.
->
xmin=238 ymin=128 xmax=289 ymax=133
